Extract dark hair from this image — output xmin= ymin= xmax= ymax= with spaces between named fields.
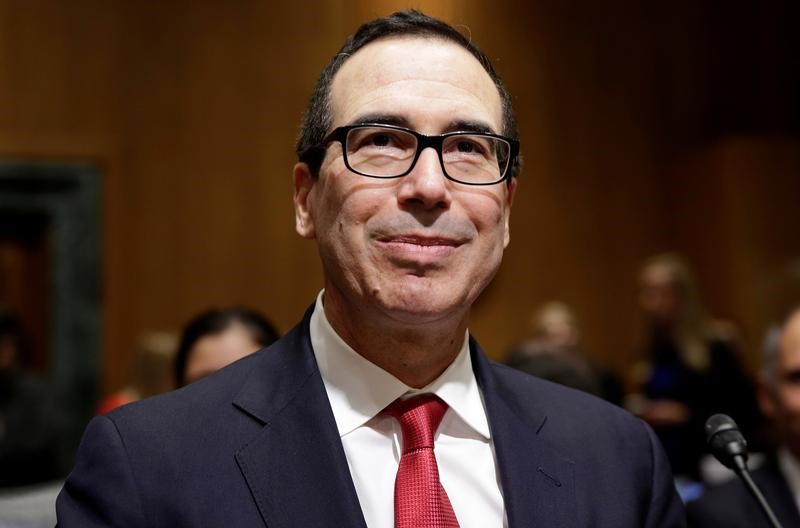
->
xmin=296 ymin=9 xmax=520 ymax=179
xmin=174 ymin=307 xmax=279 ymax=387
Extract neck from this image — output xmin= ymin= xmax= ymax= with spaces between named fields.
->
xmin=323 ymin=293 xmax=468 ymax=388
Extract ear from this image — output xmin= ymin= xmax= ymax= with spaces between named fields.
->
xmin=293 ymin=162 xmax=316 ymax=239
xmin=502 ymin=177 xmax=517 ymax=248
xmin=757 ymin=373 xmax=777 ymax=419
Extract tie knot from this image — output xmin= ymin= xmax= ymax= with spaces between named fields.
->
xmin=384 ymin=394 xmax=449 ymax=453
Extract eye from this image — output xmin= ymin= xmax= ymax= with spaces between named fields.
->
xmin=348 ymin=128 xmax=413 ymax=151
xmin=353 ymin=131 xmax=395 ymax=149
xmin=456 ymin=140 xmax=479 ymax=153
xmin=369 ymin=133 xmax=392 ymax=147
xmin=444 ymin=135 xmax=493 ymax=159
xmin=456 ymin=139 xmax=483 ymax=154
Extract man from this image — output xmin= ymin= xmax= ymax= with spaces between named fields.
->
xmin=56 ymin=10 xmax=684 ymax=527
xmin=687 ymin=308 xmax=800 ymax=527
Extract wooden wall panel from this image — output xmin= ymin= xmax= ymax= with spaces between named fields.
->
xmin=666 ymin=139 xmax=800 ymax=370
xmin=0 ymin=0 xmax=797 ymax=397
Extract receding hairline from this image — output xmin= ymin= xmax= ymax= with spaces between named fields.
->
xmin=295 ymin=10 xmax=521 ymax=179
xmin=326 ymin=34 xmax=505 ymax=132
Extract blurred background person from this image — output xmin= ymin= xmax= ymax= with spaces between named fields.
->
xmin=628 ymin=252 xmax=761 ymax=481
xmin=96 ymin=331 xmax=177 ymax=415
xmin=687 ymin=307 xmax=800 ymax=527
xmin=0 ymin=309 xmax=64 ymax=487
xmin=506 ymin=301 xmax=624 ymax=405
xmin=174 ymin=307 xmax=279 ymax=387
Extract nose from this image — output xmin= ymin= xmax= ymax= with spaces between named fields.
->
xmin=396 ymin=147 xmax=452 ymax=211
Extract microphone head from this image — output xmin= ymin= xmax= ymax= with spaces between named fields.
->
xmin=705 ymin=413 xmax=748 ymax=471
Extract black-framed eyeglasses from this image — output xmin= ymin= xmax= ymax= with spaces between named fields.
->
xmin=302 ymin=124 xmax=519 ymax=186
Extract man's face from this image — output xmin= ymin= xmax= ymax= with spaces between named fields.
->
xmin=294 ymin=36 xmax=516 ymax=328
xmin=760 ymin=311 xmax=800 ymax=457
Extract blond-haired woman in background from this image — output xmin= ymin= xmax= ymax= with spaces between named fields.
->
xmin=629 ymin=253 xmax=761 ymax=481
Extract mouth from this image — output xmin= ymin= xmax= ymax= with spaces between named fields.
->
xmin=375 ymin=233 xmax=466 ymax=265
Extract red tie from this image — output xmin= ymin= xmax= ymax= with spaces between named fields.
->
xmin=384 ymin=394 xmax=460 ymax=528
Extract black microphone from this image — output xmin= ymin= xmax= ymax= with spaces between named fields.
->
xmin=705 ymin=413 xmax=749 ymax=472
xmin=704 ymin=414 xmax=784 ymax=528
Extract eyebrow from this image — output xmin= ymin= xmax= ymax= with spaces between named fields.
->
xmin=345 ymin=114 xmax=498 ymax=136
xmin=444 ymin=119 xmax=496 ymax=135
xmin=347 ymin=113 xmax=410 ymax=128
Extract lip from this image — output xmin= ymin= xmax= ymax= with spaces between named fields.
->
xmin=375 ymin=233 xmax=466 ymax=264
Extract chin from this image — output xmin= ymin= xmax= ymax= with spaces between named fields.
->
xmin=375 ymin=284 xmax=470 ymax=325
xmin=382 ymin=304 xmax=462 ymax=327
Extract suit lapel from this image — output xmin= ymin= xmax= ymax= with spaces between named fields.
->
xmin=470 ymin=338 xmax=577 ymax=527
xmin=232 ymin=308 xmax=367 ymax=528
xmin=230 ymin=313 xmax=578 ymax=527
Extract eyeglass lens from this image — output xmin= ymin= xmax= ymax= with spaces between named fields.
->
xmin=345 ymin=127 xmax=510 ymax=184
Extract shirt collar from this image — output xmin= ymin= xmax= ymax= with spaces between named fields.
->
xmin=310 ymin=290 xmax=491 ymax=440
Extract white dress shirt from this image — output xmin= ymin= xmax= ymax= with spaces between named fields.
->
xmin=309 ymin=291 xmax=506 ymax=528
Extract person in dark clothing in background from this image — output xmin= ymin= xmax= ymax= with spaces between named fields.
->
xmin=0 ymin=310 xmax=64 ymax=487
xmin=506 ymin=301 xmax=624 ymax=405
xmin=687 ymin=307 xmax=800 ymax=527
xmin=628 ymin=253 xmax=761 ymax=481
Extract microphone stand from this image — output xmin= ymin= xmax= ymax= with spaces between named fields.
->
xmin=705 ymin=414 xmax=784 ymax=528
xmin=730 ymin=455 xmax=783 ymax=528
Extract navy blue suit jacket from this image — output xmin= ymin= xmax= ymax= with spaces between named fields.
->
xmin=686 ymin=457 xmax=800 ymax=527
xmin=57 ymin=307 xmax=685 ymax=527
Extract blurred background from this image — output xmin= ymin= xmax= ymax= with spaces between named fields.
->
xmin=0 ymin=0 xmax=799 ymax=479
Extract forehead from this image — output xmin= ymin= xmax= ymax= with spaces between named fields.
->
xmin=329 ymin=36 xmax=503 ymax=132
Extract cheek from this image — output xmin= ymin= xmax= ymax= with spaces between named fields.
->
xmin=461 ymin=187 xmax=506 ymax=225
xmin=465 ymin=203 xmax=509 ymax=279
xmin=777 ymin=387 xmax=800 ymax=418
xmin=315 ymin=187 xmax=385 ymax=266
xmin=329 ymin=190 xmax=381 ymax=236
xmin=473 ymin=202 xmax=509 ymax=245
xmin=786 ymin=390 xmax=800 ymax=411
xmin=316 ymin=163 xmax=385 ymax=226
xmin=185 ymin=355 xmax=211 ymax=380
